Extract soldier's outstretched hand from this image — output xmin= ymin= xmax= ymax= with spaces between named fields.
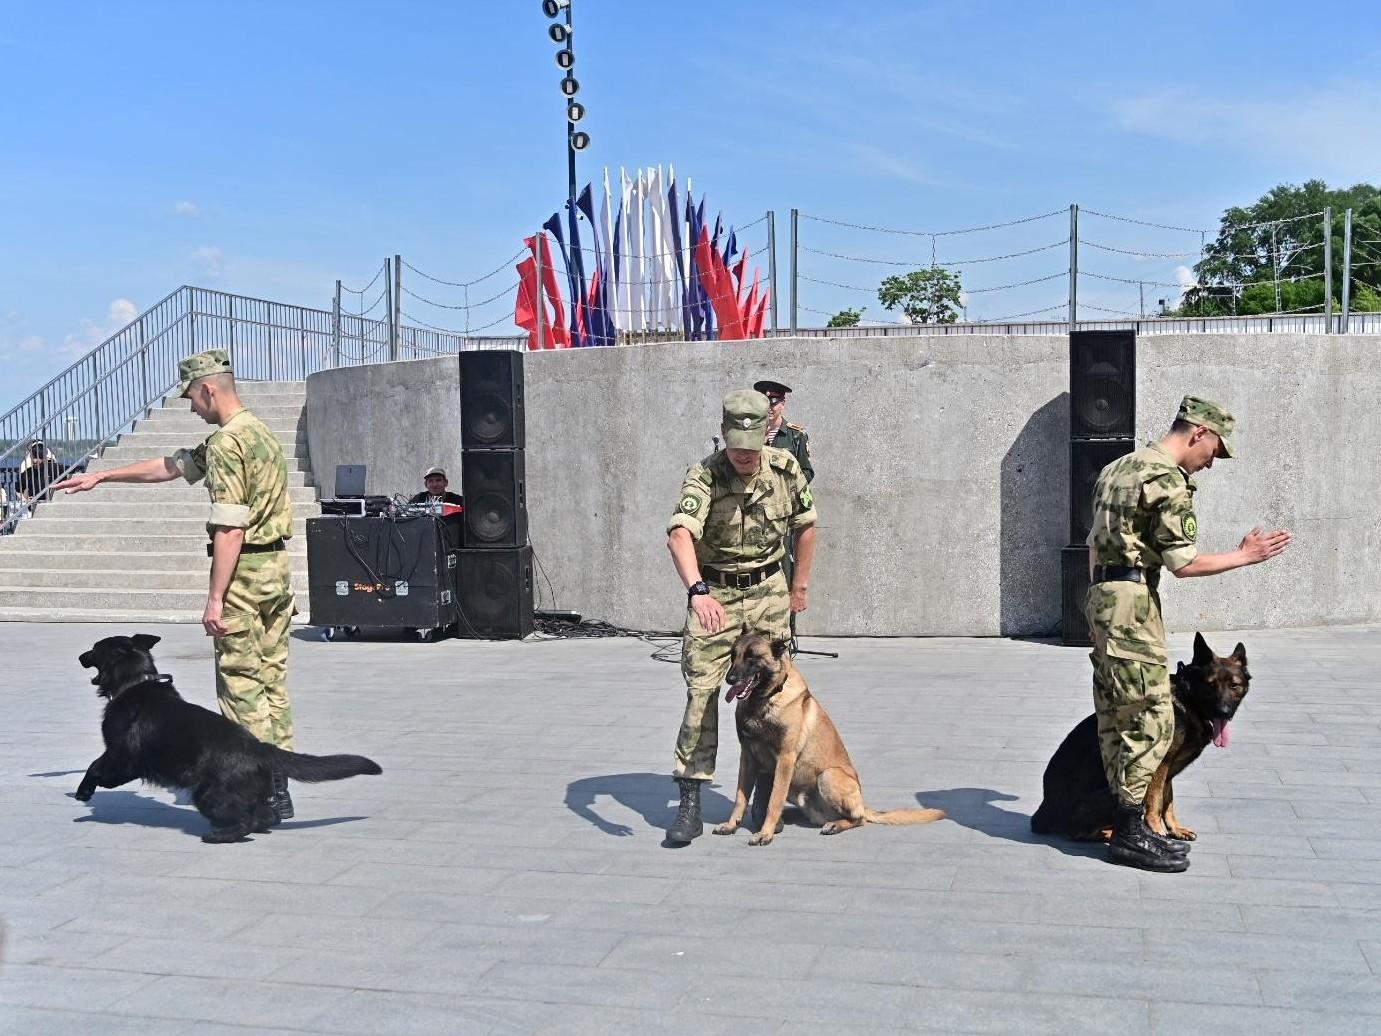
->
xmin=1239 ymin=527 xmax=1292 ymax=565
xmin=51 ymin=472 xmax=102 ymax=494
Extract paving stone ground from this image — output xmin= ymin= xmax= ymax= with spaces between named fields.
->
xmin=1 ymin=621 xmax=1379 ymax=1034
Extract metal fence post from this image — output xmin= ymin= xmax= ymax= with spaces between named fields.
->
xmin=789 ymin=208 xmax=798 ymax=333
xmin=298 ymin=305 xmax=307 ymax=379
xmin=383 ymin=257 xmax=396 ymax=361
xmin=1068 ymin=204 xmax=1079 ymax=329
xmin=332 ymin=280 xmax=342 ymax=368
xmin=392 ymin=253 xmax=403 ymax=360
xmin=1324 ymin=207 xmax=1333 ymax=333
xmin=767 ymin=210 xmax=778 ymax=332
xmin=1342 ymin=208 xmax=1353 ymax=334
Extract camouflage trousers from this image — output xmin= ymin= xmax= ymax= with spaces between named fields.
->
xmin=213 ymin=549 xmax=295 ymax=749
xmin=674 ymin=570 xmax=791 ymax=781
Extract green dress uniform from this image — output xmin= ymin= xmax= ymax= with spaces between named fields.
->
xmin=1084 ymin=396 xmax=1235 ymax=808
xmin=766 ymin=422 xmax=813 ymax=484
xmin=667 ymin=437 xmax=816 ymax=781
xmin=172 ymin=351 xmax=297 ymax=750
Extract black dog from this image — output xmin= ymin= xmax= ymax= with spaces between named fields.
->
xmin=76 ymin=634 xmax=382 ymax=843
xmin=1031 ymin=632 xmax=1249 ymax=842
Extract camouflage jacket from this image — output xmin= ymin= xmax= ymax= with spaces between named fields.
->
xmin=173 ymin=408 xmax=294 ymax=544
xmin=765 ymin=422 xmax=813 ymax=483
xmin=1084 ymin=441 xmax=1199 ymax=665
xmin=667 ymin=446 xmax=817 ymax=573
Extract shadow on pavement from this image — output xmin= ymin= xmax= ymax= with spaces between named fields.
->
xmin=564 ymin=771 xmax=735 ymax=838
xmin=917 ymin=786 xmax=1106 ymax=860
xmin=69 ymin=790 xmax=368 ymax=839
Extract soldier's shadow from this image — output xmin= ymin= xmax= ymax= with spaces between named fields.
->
xmin=69 ymin=790 xmax=368 ymax=840
xmin=917 ymin=786 xmax=1106 ymax=860
xmin=564 ymin=772 xmax=735 ymax=839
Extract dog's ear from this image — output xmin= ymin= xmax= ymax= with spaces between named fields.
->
xmin=1231 ymin=641 xmax=1247 ymax=665
xmin=1174 ymin=661 xmax=1185 ymax=676
xmin=769 ymin=636 xmax=792 ymax=660
xmin=1192 ymin=632 xmax=1213 ymax=665
xmin=132 ymin=634 xmax=161 ymax=651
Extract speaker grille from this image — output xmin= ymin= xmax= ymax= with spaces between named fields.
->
xmin=455 ymin=546 xmax=534 ymax=639
xmin=1069 ymin=438 xmax=1135 ymax=543
xmin=1061 ymin=545 xmax=1092 ymax=647
xmin=461 ymin=451 xmax=527 ymax=548
xmin=1070 ymin=331 xmax=1135 ymax=439
xmin=460 ymin=351 xmax=525 ymax=450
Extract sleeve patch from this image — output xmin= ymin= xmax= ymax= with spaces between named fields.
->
xmin=1183 ymin=514 xmax=1197 ymax=541
xmin=799 ymin=484 xmax=813 ymax=510
xmin=679 ymin=495 xmax=701 ymax=515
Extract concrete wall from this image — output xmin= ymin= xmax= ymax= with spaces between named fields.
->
xmin=306 ymin=333 xmax=1381 ymax=637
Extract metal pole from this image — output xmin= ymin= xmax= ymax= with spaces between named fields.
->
xmin=1324 ymin=208 xmax=1333 ymax=332
xmin=1139 ymin=281 xmax=1145 ymax=319
xmin=1342 ymin=208 xmax=1353 ymax=333
xmin=1068 ymin=204 xmax=1079 ymax=329
xmin=332 ymin=280 xmax=342 ymax=368
xmin=534 ymin=233 xmax=546 ymax=352
xmin=392 ymin=253 xmax=402 ymax=360
xmin=789 ymin=207 xmax=798 ymax=333
xmin=384 ymin=257 xmax=396 ymax=361
xmin=767 ymin=210 xmax=778 ymax=332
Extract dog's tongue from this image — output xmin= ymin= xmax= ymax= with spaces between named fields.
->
xmin=1211 ymin=719 xmax=1232 ymax=748
xmin=725 ymin=680 xmax=750 ymax=703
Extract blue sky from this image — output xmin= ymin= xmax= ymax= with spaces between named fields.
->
xmin=3 ymin=0 xmax=1379 ymax=410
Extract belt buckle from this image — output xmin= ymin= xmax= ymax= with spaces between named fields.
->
xmin=735 ymin=571 xmax=753 ymax=590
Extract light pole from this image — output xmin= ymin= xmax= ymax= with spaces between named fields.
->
xmin=544 ymin=2 xmax=588 ymax=237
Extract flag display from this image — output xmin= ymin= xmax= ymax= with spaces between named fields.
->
xmin=514 ymin=167 xmax=769 ymax=347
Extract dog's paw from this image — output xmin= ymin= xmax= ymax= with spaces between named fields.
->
xmin=747 ymin=830 xmax=775 ymax=846
xmin=1168 ymin=826 xmax=1197 ymax=841
xmin=72 ymin=790 xmax=93 ymax=803
xmin=713 ymin=822 xmax=739 ymax=836
xmin=821 ymin=821 xmax=843 ymax=835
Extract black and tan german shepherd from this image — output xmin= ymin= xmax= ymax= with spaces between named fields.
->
xmin=76 ymin=634 xmax=382 ymax=843
xmin=1031 ymin=632 xmax=1249 ymax=842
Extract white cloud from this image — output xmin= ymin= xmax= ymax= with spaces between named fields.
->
xmin=171 ymin=200 xmax=200 ymax=217
xmin=1110 ymin=81 xmax=1381 ymax=176
xmin=191 ymin=245 xmax=224 ymax=277
xmin=1174 ymin=265 xmax=1197 ymax=300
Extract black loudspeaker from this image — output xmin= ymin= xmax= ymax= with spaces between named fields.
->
xmin=460 ymin=350 xmax=525 ymax=449
xmin=1070 ymin=330 xmax=1135 ymax=440
xmin=455 ymin=546 xmax=534 ymax=639
xmin=307 ymin=516 xmax=458 ymax=630
xmin=461 ymin=450 xmax=527 ymax=548
xmin=1061 ymin=545 xmax=1092 ymax=647
xmin=1069 ymin=438 xmax=1135 ymax=543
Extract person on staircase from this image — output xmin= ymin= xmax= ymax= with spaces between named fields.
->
xmin=51 ymin=348 xmax=300 ymax=822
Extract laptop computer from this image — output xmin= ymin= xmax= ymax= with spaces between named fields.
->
xmin=334 ymin=464 xmax=366 ymax=498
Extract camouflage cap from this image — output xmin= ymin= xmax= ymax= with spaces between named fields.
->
xmin=177 ymin=348 xmax=233 ymax=397
xmin=721 ymin=389 xmax=770 ymax=449
xmin=1177 ymin=395 xmax=1236 ymax=458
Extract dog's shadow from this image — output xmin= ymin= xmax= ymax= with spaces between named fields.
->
xmin=564 ymin=772 xmax=735 ymax=840
xmin=917 ymin=787 xmax=1106 ymax=860
xmin=70 ymin=790 xmax=368 ymax=839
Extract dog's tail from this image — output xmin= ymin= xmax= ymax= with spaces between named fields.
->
xmin=260 ymin=745 xmax=382 ymax=782
xmin=863 ymin=806 xmax=946 ymax=826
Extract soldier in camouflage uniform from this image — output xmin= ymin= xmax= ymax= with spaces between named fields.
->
xmin=53 ymin=348 xmax=300 ymax=821
xmin=664 ymin=389 xmax=818 ymax=844
xmin=1085 ymin=395 xmax=1291 ymax=872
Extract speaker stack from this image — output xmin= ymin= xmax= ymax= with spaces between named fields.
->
xmin=1062 ymin=331 xmax=1137 ymax=646
xmin=457 ymin=351 xmax=534 ymax=639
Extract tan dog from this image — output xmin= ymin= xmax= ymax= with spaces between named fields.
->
xmin=713 ymin=632 xmax=945 ymax=846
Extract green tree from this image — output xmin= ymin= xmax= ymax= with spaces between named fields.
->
xmin=877 ymin=267 xmax=963 ymax=324
xmin=827 ymin=306 xmax=864 ymax=327
xmin=1180 ymin=180 xmax=1381 ymax=315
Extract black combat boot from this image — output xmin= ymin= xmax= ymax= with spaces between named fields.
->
xmin=1108 ymin=801 xmax=1188 ymax=872
xmin=1145 ymin=821 xmax=1190 ymax=856
xmin=749 ymin=774 xmax=784 ymax=835
xmin=665 ymin=778 xmax=704 ymax=844
xmin=271 ymin=771 xmax=294 ymax=822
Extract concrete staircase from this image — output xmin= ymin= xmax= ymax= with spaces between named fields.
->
xmin=0 ymin=382 xmax=317 ymax=623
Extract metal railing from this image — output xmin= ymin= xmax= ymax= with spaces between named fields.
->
xmin=0 ymin=285 xmax=523 ymax=532
xmin=767 ymin=311 xmax=1381 ymax=338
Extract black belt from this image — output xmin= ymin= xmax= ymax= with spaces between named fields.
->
xmin=701 ymin=561 xmax=781 ymax=590
xmin=207 ymin=539 xmax=285 ymax=557
xmin=1093 ymin=564 xmax=1143 ymax=584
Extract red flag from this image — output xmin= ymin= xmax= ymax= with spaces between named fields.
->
xmin=742 ymin=271 xmax=760 ymax=338
xmin=515 ymin=255 xmax=541 ymax=349
xmin=518 ymin=233 xmax=570 ymax=348
xmin=732 ymin=247 xmax=750 ymax=307
xmin=694 ymin=226 xmax=744 ymax=340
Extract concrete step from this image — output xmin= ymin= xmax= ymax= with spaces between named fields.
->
xmin=158 ymin=392 xmax=306 ymax=410
xmin=78 ymin=462 xmax=315 ymax=485
xmin=0 ymin=551 xmax=303 ymax=572
xmin=10 ymin=517 xmax=312 ymax=536
xmin=116 ymin=428 xmax=307 ymax=448
xmin=140 ymin=409 xmax=305 ymax=429
xmin=0 ymin=533 xmax=307 ymax=553
xmin=0 ymin=586 xmax=307 ymax=612
xmin=39 ymin=501 xmax=321 ymax=521
xmin=97 ymin=440 xmax=311 ymax=461
xmin=0 ymin=604 xmax=311 ymax=625
xmin=44 ymin=484 xmax=319 ymax=504
xmin=7 ymin=568 xmax=309 ymax=590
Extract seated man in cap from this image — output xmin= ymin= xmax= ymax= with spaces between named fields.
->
xmin=753 ymin=379 xmax=813 ymax=484
xmin=53 ymin=347 xmax=301 ymax=822
xmin=409 ymin=466 xmax=464 ymax=508
xmin=1084 ymin=394 xmax=1291 ymax=874
xmin=664 ymin=388 xmax=818 ymax=845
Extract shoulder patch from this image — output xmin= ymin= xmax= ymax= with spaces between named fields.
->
xmin=679 ymin=494 xmax=701 ymax=515
xmin=1183 ymin=514 xmax=1197 ymax=541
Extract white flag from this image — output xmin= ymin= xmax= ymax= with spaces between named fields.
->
xmin=601 ymin=167 xmax=618 ymax=335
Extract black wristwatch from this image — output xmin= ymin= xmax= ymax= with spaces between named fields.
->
xmin=687 ymin=580 xmax=710 ymax=599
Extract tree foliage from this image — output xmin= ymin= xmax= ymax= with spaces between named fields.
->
xmin=1180 ymin=180 xmax=1381 ymax=315
xmin=877 ymin=267 xmax=963 ymax=324
xmin=827 ymin=306 xmax=864 ymax=327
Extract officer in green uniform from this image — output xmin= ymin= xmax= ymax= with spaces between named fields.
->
xmin=1085 ymin=395 xmax=1291 ymax=872
xmin=754 ymin=380 xmax=813 ymax=484
xmin=664 ymin=389 xmax=818 ymax=844
xmin=53 ymin=348 xmax=300 ymax=821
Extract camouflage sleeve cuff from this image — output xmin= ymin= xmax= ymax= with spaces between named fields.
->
xmin=207 ymin=502 xmax=252 ymax=529
xmin=1162 ymin=545 xmax=1198 ymax=572
xmin=788 ymin=506 xmax=818 ymax=530
xmin=171 ymin=448 xmax=205 ymax=484
xmin=666 ymin=513 xmax=704 ymax=539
